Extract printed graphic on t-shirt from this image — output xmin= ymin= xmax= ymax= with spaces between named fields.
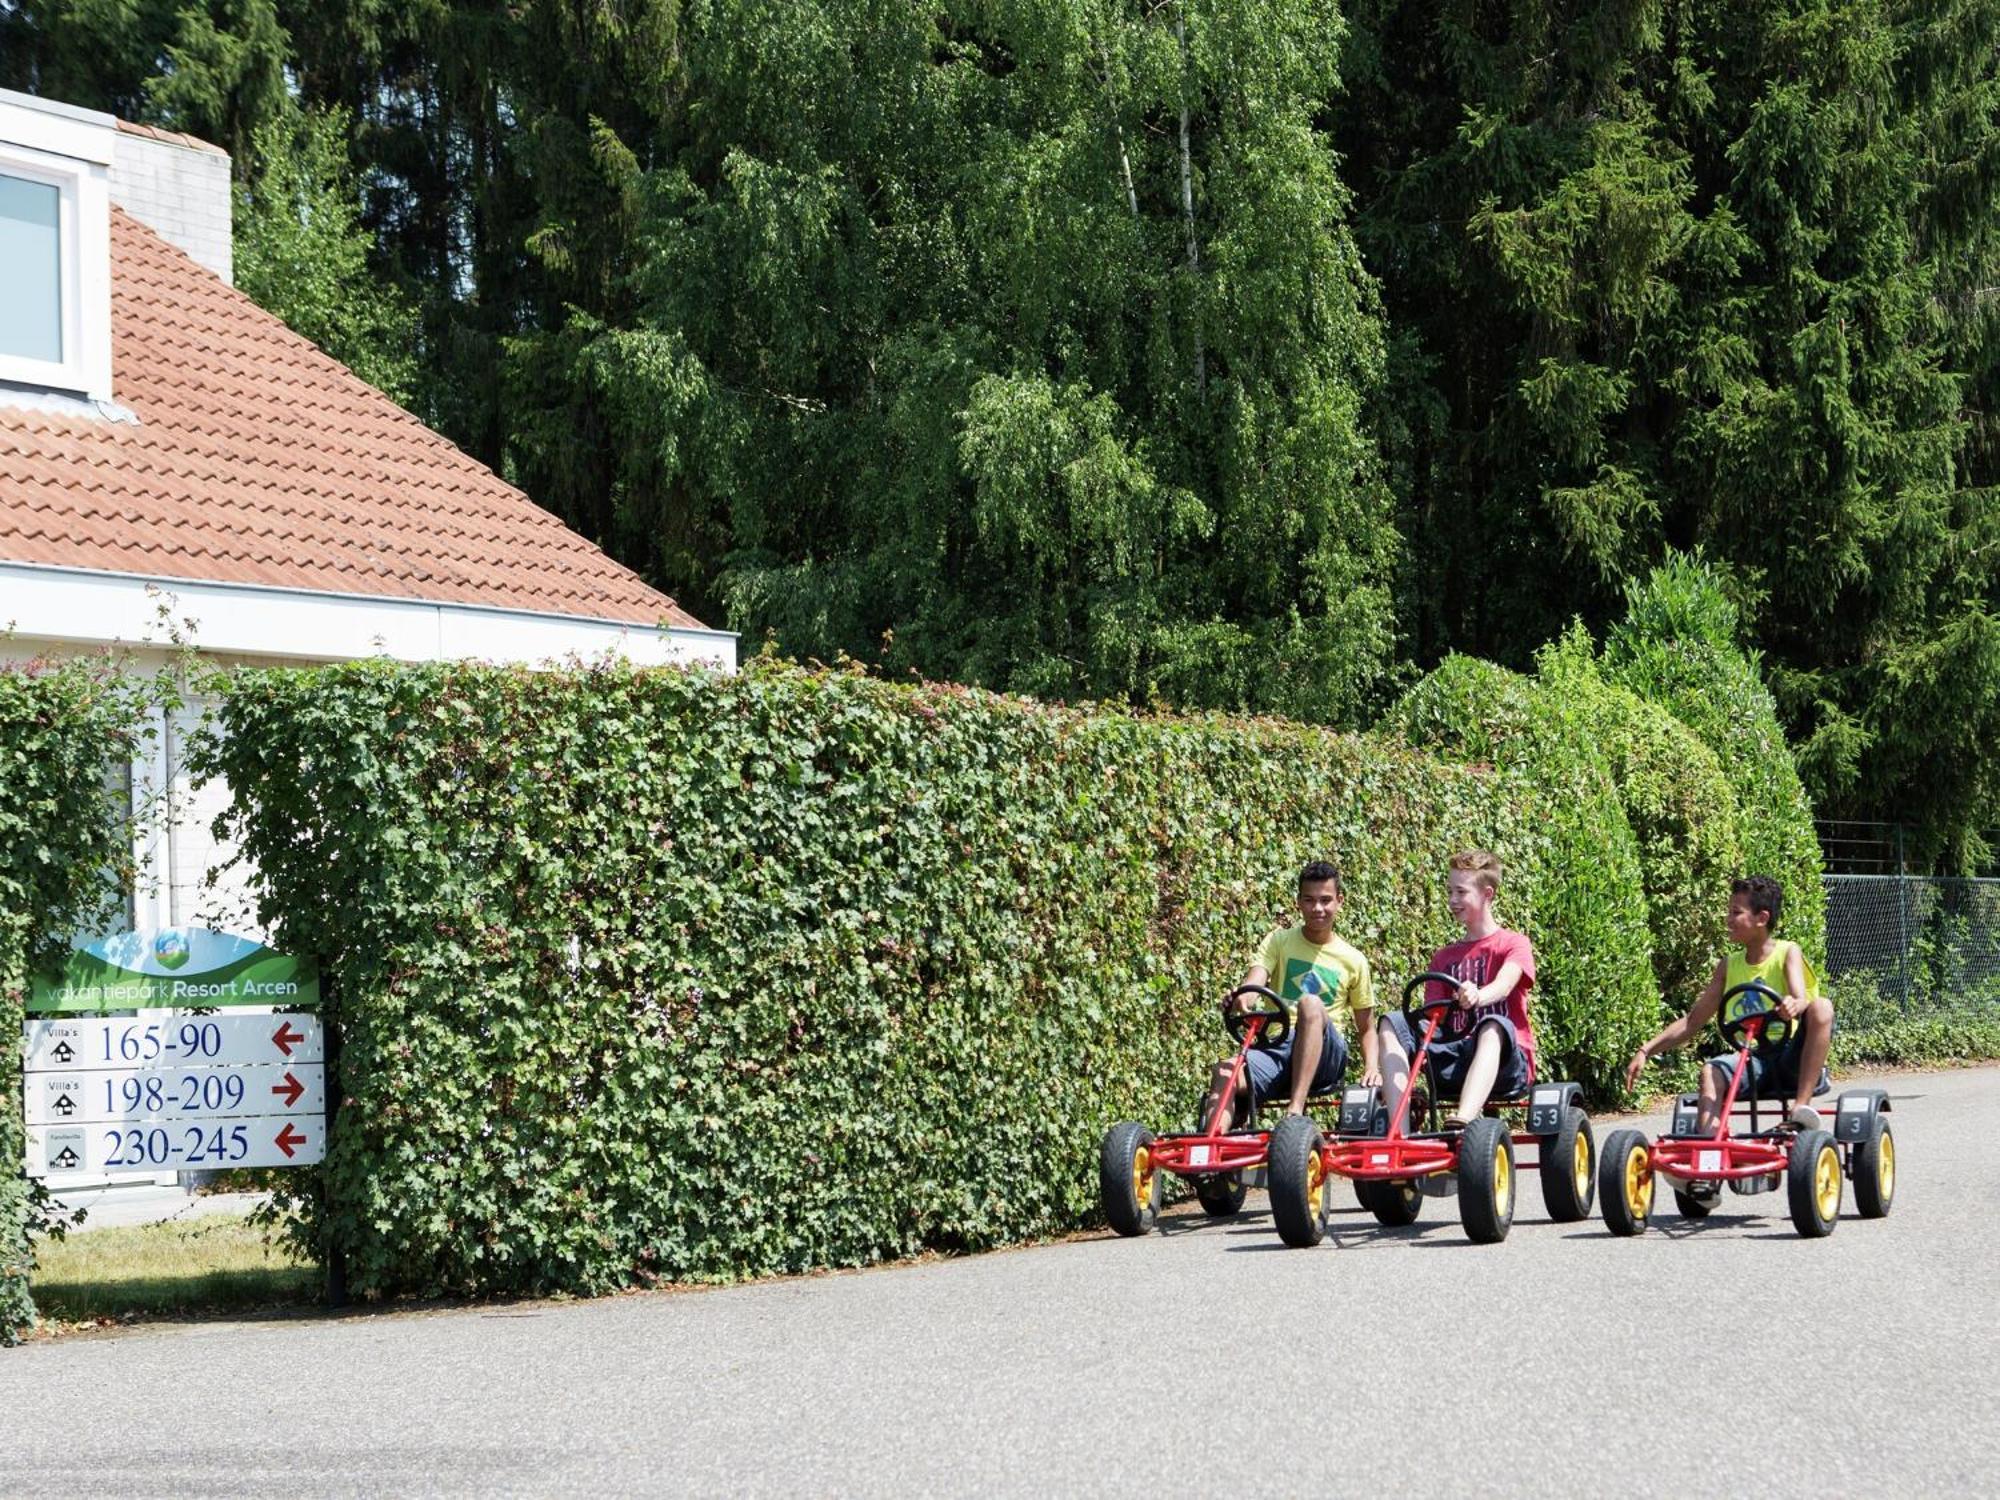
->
xmin=1436 ymin=951 xmax=1507 ymax=1038
xmin=1281 ymin=960 xmax=1344 ymax=1008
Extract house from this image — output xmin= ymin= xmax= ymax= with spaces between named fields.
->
xmin=0 ymin=87 xmax=736 ymax=941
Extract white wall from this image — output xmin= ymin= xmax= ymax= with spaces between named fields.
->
xmin=110 ymin=128 xmax=232 ymax=283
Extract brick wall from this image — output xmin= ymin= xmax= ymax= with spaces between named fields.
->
xmin=110 ymin=129 xmax=231 ymax=284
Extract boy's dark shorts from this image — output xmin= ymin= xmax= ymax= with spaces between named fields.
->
xmin=1243 ymin=1019 xmax=1349 ymax=1105
xmin=1707 ymin=1029 xmax=1830 ymax=1102
xmin=1383 ymin=1011 xmax=1532 ymax=1101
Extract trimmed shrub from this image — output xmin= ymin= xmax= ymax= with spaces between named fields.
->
xmin=0 ymin=658 xmax=139 ymax=1344
xmin=203 ymin=658 xmax=1576 ymax=1300
xmin=1604 ymin=558 xmax=1828 ymax=964
xmin=1536 ymin=626 xmax=1743 ymax=1007
xmin=1380 ymin=655 xmax=1659 ymax=1093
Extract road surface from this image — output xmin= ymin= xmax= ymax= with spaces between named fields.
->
xmin=2 ymin=1065 xmax=1994 ymax=1497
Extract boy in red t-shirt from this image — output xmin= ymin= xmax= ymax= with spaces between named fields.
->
xmin=1378 ymin=849 xmax=1537 ymax=1127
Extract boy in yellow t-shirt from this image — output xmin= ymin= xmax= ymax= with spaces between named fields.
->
xmin=1625 ymin=874 xmax=1835 ymax=1169
xmin=1207 ymin=860 xmax=1381 ymax=1128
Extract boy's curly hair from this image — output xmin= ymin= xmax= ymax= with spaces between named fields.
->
xmin=1732 ymin=873 xmax=1784 ymax=929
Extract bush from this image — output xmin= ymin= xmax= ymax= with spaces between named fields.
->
xmin=1604 ymin=557 xmax=1827 ymax=964
xmin=0 ymin=658 xmax=142 ymax=1344
xmin=203 ymin=658 xmax=1568 ymax=1300
xmin=1378 ymin=655 xmax=1659 ymax=1098
xmin=1535 ymin=626 xmax=1743 ymax=1007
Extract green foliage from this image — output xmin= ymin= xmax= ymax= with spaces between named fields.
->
xmin=202 ymin=658 xmax=1568 ymax=1300
xmin=1604 ymin=557 xmax=1827 ymax=964
xmin=12 ymin=0 xmax=2000 ymax=851
xmin=1535 ymin=624 xmax=1742 ymax=1007
xmin=1338 ymin=0 xmax=2000 ymax=860
xmin=1378 ymin=655 xmax=1659 ymax=1097
xmin=234 ymin=107 xmax=421 ymax=405
xmin=0 ymin=658 xmax=141 ymax=1345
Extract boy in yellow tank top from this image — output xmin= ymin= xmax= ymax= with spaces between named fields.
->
xmin=1625 ymin=875 xmax=1835 ymax=1162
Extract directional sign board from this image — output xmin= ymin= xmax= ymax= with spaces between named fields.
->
xmin=26 ymin=1064 xmax=325 ymax=1127
xmin=23 ymin=1013 xmax=325 ymax=1181
xmin=23 ymin=1014 xmax=322 ymax=1073
xmin=28 ymin=1116 xmax=323 ymax=1176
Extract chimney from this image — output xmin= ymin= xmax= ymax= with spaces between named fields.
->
xmin=110 ymin=120 xmax=233 ymax=284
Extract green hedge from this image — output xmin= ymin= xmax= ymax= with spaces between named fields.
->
xmin=0 ymin=659 xmax=140 ymax=1344
xmin=1604 ymin=558 xmax=1828 ymax=964
xmin=205 ymin=659 xmax=1564 ymax=1299
xmin=1380 ymin=655 xmax=1659 ymax=1093
xmin=1535 ymin=626 xmax=1743 ymax=1007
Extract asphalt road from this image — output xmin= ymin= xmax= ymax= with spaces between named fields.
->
xmin=3 ymin=1065 xmax=1996 ymax=1499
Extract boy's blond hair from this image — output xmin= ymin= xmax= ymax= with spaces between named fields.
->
xmin=1449 ymin=848 xmax=1504 ymax=895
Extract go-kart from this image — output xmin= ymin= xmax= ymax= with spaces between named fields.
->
xmin=1599 ymin=979 xmax=1895 ymax=1238
xmin=1100 ymin=984 xmax=1325 ymax=1235
xmin=1264 ymin=972 xmax=1596 ymax=1247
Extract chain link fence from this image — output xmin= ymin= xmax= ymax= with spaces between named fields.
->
xmin=1824 ymin=874 xmax=2000 ymax=1024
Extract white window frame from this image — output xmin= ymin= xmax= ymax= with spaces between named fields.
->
xmin=0 ymin=139 xmax=112 ymax=401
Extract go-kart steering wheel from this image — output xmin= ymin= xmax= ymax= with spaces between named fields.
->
xmin=1224 ymin=983 xmax=1293 ymax=1049
xmin=1401 ymin=970 xmax=1466 ymax=1025
xmin=1718 ymin=979 xmax=1789 ymax=1049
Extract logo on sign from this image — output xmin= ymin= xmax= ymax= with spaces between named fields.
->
xmin=152 ymin=930 xmax=192 ymax=971
xmin=45 ymin=1129 xmax=84 ymax=1172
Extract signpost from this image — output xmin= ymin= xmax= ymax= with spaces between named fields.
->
xmin=23 ymin=932 xmax=327 ymax=1184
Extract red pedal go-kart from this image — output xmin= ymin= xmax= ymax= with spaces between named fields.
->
xmin=1264 ymin=972 xmax=1597 ymax=1247
xmin=1599 ymin=979 xmax=1896 ymax=1238
xmin=1099 ymin=985 xmax=1315 ymax=1235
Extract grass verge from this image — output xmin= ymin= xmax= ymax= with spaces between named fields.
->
xmin=30 ymin=1215 xmax=320 ymax=1329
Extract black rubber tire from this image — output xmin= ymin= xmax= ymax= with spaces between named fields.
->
xmin=1852 ymin=1119 xmax=1895 ymax=1219
xmin=1673 ymin=1186 xmax=1716 ymax=1219
xmin=1457 ymin=1116 xmax=1516 ymax=1243
xmin=1787 ymin=1128 xmax=1841 ymax=1238
xmin=1099 ymin=1121 xmax=1159 ymax=1237
xmin=1354 ymin=1177 xmax=1422 ymax=1225
xmin=1266 ymin=1114 xmax=1328 ymax=1248
xmin=1194 ymin=1172 xmax=1249 ymax=1217
xmin=1539 ymin=1106 xmax=1596 ymax=1222
xmin=1600 ymin=1127 xmax=1654 ymax=1237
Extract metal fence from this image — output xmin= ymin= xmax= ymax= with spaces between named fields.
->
xmin=1824 ymin=874 xmax=2000 ymax=1013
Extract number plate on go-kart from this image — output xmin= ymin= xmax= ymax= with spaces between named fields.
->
xmin=1189 ymin=1146 xmax=1211 ymax=1167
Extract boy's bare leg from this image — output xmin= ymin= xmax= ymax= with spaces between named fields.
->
xmin=1448 ymin=1026 xmax=1503 ymax=1123
xmin=1205 ymin=1060 xmax=1248 ymax=1135
xmin=1285 ymin=996 xmax=1327 ymax=1114
xmin=1378 ymin=1019 xmax=1411 ymax=1117
xmin=1790 ymin=999 xmax=1835 ymax=1117
xmin=1695 ymin=1060 xmax=1723 ymax=1134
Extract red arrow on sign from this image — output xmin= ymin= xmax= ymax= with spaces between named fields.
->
xmin=271 ymin=1021 xmax=305 ymax=1057
xmin=271 ymin=1071 xmax=306 ymax=1107
xmin=274 ymin=1123 xmax=308 ymax=1158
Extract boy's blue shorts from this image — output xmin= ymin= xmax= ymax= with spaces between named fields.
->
xmin=1707 ymin=1030 xmax=1830 ymax=1103
xmin=1243 ymin=1019 xmax=1348 ymax=1105
xmin=1383 ymin=1011 xmax=1532 ymax=1101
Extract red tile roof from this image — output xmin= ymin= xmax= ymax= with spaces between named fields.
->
xmin=0 ymin=205 xmax=710 ymax=630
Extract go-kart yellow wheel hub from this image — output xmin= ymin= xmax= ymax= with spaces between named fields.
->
xmin=1572 ymin=1131 xmax=1590 ymax=1196
xmin=1623 ymin=1143 xmax=1653 ymax=1218
xmin=1494 ymin=1143 xmax=1512 ymax=1209
xmin=1814 ymin=1142 xmax=1840 ymax=1220
xmin=1306 ymin=1151 xmax=1325 ymax=1204
xmin=1131 ymin=1145 xmax=1154 ymax=1210
xmin=1878 ymin=1132 xmax=1896 ymax=1198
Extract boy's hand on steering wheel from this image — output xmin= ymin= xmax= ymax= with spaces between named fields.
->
xmin=1455 ymin=980 xmax=1481 ymax=1010
xmin=1776 ymin=992 xmax=1807 ymax=1021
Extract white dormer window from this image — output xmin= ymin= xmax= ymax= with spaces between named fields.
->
xmin=0 ymin=92 xmax=115 ymax=403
